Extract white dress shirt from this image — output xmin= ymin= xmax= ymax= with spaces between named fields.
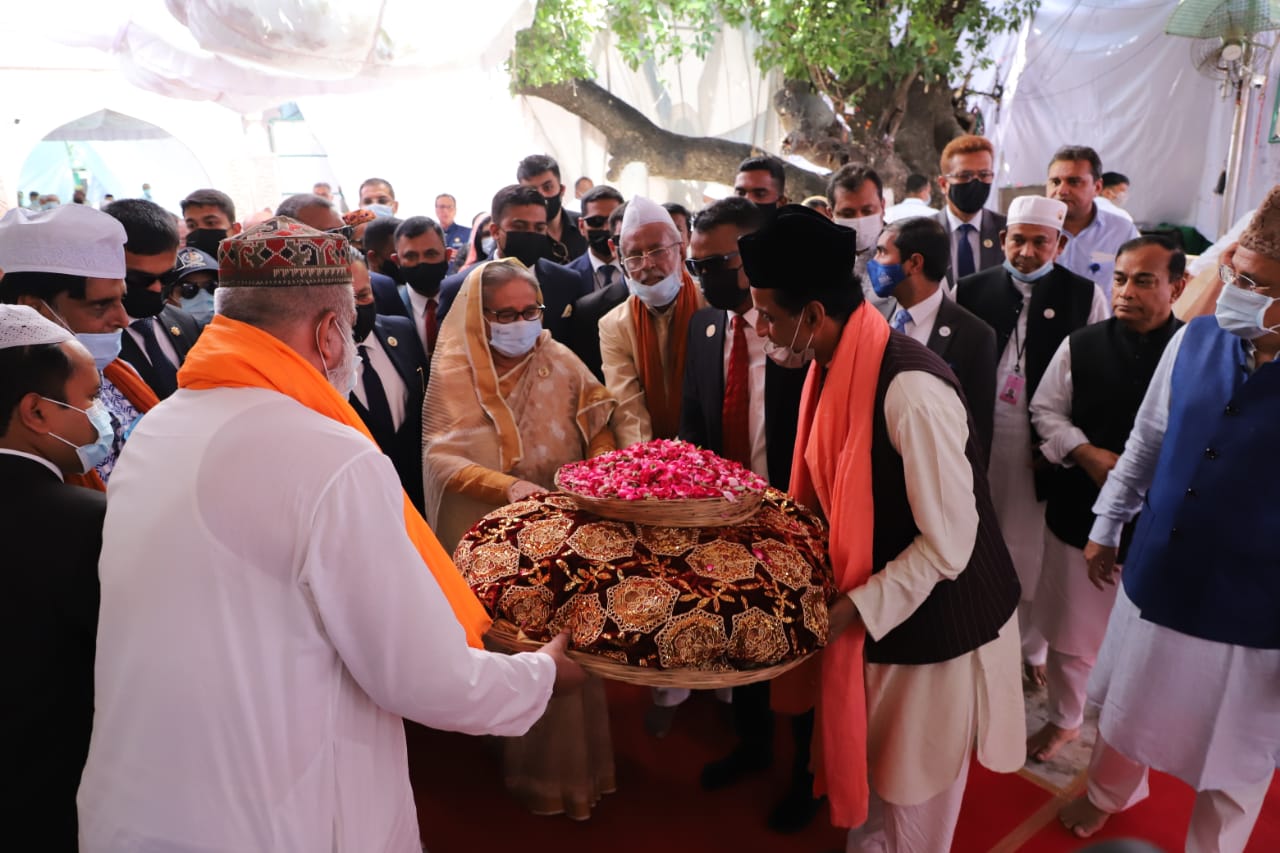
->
xmin=125 ymin=315 xmax=181 ymax=368
xmin=884 ymin=197 xmax=938 ymax=224
xmin=588 ymin=250 xmax=621 ymax=291
xmin=894 ymin=287 xmax=945 ymax=344
xmin=721 ymin=308 xmax=769 ymax=479
xmin=352 ymin=332 xmax=409 ymax=431
xmin=405 ymin=287 xmax=438 ymax=353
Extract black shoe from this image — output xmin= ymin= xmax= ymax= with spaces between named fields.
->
xmin=767 ymin=784 xmax=823 ymax=834
xmin=699 ymin=749 xmax=772 ymax=791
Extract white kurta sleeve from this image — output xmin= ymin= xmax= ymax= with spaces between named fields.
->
xmin=848 ymin=370 xmax=979 ymax=641
xmin=1088 ymin=284 xmax=1111 ymax=323
xmin=1087 ymin=325 xmax=1186 ymax=548
xmin=1030 ymin=337 xmax=1088 ymax=466
xmin=301 ymin=448 xmax=555 ymax=736
xmin=599 ymin=304 xmax=654 ymax=448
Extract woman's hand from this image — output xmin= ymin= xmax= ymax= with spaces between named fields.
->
xmin=506 ymin=479 xmax=544 ymax=503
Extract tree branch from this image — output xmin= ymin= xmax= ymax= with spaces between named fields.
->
xmin=516 ymin=78 xmax=830 ymax=198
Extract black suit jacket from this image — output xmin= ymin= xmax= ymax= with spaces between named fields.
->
xmin=371 ymin=271 xmax=410 ymax=319
xmin=0 ymin=454 xmax=103 ymax=851
xmin=551 ymin=208 xmax=588 ymax=262
xmin=118 ymin=305 xmax=202 ymax=399
xmin=924 ymin=295 xmax=997 ymax=462
xmin=935 ymin=208 xmax=1007 ymax=288
xmin=438 ymin=257 xmax=587 ymax=345
xmin=568 ymin=280 xmax=629 ymax=383
xmin=351 ymin=316 xmax=429 ymax=513
xmin=566 ymin=251 xmax=598 ymax=295
xmin=678 ymin=307 xmax=808 ymax=489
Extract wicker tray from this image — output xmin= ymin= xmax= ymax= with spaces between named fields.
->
xmin=485 ymin=618 xmax=813 ymax=688
xmin=552 ymin=472 xmax=764 ymax=528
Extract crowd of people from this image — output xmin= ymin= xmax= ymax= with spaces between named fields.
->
xmin=2 ymin=138 xmax=1276 ymax=853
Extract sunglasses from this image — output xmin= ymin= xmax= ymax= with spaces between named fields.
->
xmin=126 ymin=269 xmax=179 ymax=290
xmin=326 ymin=224 xmax=355 ymax=242
xmin=178 ymin=279 xmax=218 ymax=300
xmin=685 ymin=251 xmax=741 ymax=278
xmin=582 ymin=215 xmax=610 ymax=229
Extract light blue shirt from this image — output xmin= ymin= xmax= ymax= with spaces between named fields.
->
xmin=1057 ymin=203 xmax=1140 ymax=301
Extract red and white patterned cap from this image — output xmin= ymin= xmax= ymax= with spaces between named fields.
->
xmin=218 ymin=216 xmax=351 ymax=288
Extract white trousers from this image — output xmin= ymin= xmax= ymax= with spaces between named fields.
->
xmin=1045 ymin=647 xmax=1092 ymax=729
xmin=1086 ymin=736 xmax=1271 ymax=853
xmin=650 ymin=687 xmax=732 ymax=707
xmin=845 ymin=750 xmax=971 ymax=853
xmin=1018 ymin=600 xmax=1048 ymax=667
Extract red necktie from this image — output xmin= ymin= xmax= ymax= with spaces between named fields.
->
xmin=424 ymin=298 xmax=438 ymax=354
xmin=721 ymin=314 xmax=752 ymax=468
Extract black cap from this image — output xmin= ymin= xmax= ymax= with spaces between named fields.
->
xmin=172 ymin=246 xmax=218 ymax=281
xmin=738 ymin=204 xmax=857 ymax=291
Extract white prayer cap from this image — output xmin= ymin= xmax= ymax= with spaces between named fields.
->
xmin=1007 ymin=196 xmax=1067 ymax=232
xmin=620 ymin=195 xmax=677 ymax=236
xmin=0 ymin=304 xmax=74 ymax=349
xmin=0 ymin=205 xmax=127 ymax=278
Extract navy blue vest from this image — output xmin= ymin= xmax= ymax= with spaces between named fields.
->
xmin=1122 ymin=317 xmax=1280 ymax=649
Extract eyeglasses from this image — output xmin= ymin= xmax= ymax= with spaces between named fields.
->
xmin=945 ymin=170 xmax=995 ymax=183
xmin=178 ymin=279 xmax=218 ymax=300
xmin=1220 ymin=263 xmax=1275 ymax=293
xmin=326 ymin=225 xmax=355 ymax=242
xmin=621 ymin=242 xmax=680 ymax=274
xmin=685 ymin=251 xmax=741 ymax=278
xmin=483 ymin=304 xmax=545 ymax=323
xmin=126 ymin=269 xmax=179 ymax=290
xmin=582 ymin=215 xmax=610 ymax=229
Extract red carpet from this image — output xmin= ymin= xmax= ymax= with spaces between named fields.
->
xmin=410 ymin=683 xmax=1280 ymax=852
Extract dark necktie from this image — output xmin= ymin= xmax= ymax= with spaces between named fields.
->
xmin=131 ymin=319 xmax=178 ymax=397
xmin=600 ymin=264 xmax=616 ymax=290
xmin=721 ymin=314 xmax=752 ymax=467
xmin=956 ymin=222 xmax=977 ymax=280
xmin=423 ymin=299 xmax=438 ymax=354
xmin=351 ymin=343 xmax=395 ymax=449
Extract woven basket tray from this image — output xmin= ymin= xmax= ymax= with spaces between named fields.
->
xmin=485 ymin=618 xmax=813 ymax=688
xmin=552 ymin=472 xmax=764 ymax=528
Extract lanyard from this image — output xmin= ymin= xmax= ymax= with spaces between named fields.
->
xmin=1010 ymin=319 xmax=1029 ymax=375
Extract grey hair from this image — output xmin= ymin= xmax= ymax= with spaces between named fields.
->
xmin=215 ymin=284 xmax=356 ymax=333
xmin=479 ymin=262 xmax=539 ymax=299
xmin=274 ymin=193 xmax=332 ymax=221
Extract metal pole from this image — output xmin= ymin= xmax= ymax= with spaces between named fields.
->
xmin=1220 ymin=78 xmax=1248 ymax=238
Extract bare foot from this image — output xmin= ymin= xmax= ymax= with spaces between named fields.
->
xmin=1027 ymin=722 xmax=1080 ymax=763
xmin=1060 ymin=794 xmax=1110 ymax=838
xmin=1024 ymin=661 xmax=1048 ymax=688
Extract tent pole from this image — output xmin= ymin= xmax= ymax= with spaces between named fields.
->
xmin=1220 ymin=78 xmax=1248 ymax=238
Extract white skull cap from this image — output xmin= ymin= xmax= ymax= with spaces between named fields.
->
xmin=1007 ymin=196 xmax=1068 ymax=232
xmin=0 ymin=205 xmax=127 ymax=278
xmin=0 ymin=304 xmax=74 ymax=349
xmin=620 ymin=195 xmax=678 ymax=236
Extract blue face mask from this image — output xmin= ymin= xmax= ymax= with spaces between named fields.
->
xmin=1215 ymin=282 xmax=1280 ymax=340
xmin=489 ymin=318 xmax=542 ymax=358
xmin=866 ymin=258 xmax=907 ymax=298
xmin=1003 ymin=257 xmax=1055 ymax=283
xmin=364 ymin=203 xmax=395 ymax=218
xmin=42 ymin=397 xmax=116 ymax=474
xmin=627 ymin=271 xmax=682 ymax=309
xmin=180 ymin=290 xmax=216 ymax=325
xmin=76 ymin=331 xmax=123 ymax=371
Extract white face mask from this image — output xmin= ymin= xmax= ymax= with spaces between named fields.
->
xmin=763 ymin=315 xmax=815 ymax=368
xmin=627 ymin=270 xmax=682 ymax=308
xmin=489 ymin=318 xmax=542 ymax=358
xmin=316 ymin=319 xmax=358 ymax=395
xmin=1215 ymin=283 xmax=1280 ymax=340
xmin=834 ymin=214 xmax=884 ymax=255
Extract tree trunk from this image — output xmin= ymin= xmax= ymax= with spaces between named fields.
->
xmin=516 ymin=78 xmax=830 ymax=198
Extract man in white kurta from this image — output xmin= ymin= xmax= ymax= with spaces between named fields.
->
xmin=76 ymin=217 xmax=566 ymax=853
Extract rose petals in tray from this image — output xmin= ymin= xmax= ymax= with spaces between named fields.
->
xmin=556 ymin=439 xmax=768 ymax=501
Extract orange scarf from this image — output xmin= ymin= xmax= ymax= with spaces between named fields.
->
xmin=630 ymin=269 xmax=699 ymax=439
xmin=67 ymin=358 xmax=161 ymax=493
xmin=177 ymin=315 xmax=491 ymax=648
xmin=790 ymin=302 xmax=889 ymax=829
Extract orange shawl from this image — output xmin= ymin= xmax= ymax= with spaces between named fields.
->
xmin=177 ymin=315 xmax=491 ymax=649
xmin=67 ymin=358 xmax=161 ymax=492
xmin=789 ymin=302 xmax=889 ymax=829
xmin=630 ymin=269 xmax=699 ymax=439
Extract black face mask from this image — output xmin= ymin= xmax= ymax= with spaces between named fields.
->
xmin=544 ymin=193 xmax=563 ymax=221
xmin=401 ymin=261 xmax=449 ymax=297
xmin=186 ymin=228 xmax=228 ymax=258
xmin=586 ymin=229 xmax=613 ymax=258
xmin=378 ymin=259 xmax=403 ymax=284
xmin=947 ymin=180 xmax=992 ymax=215
xmin=353 ymin=301 xmax=377 ymax=343
xmin=122 ymin=286 xmax=167 ymax=319
xmin=502 ymin=231 xmax=555 ymax=269
xmin=698 ymin=267 xmax=749 ymax=312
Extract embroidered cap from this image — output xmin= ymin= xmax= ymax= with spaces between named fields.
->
xmin=218 ymin=216 xmax=351 ymax=288
xmin=1239 ymin=184 xmax=1280 ymax=262
xmin=0 ymin=205 xmax=126 ymax=278
xmin=1007 ymin=196 xmax=1067 ymax=232
xmin=0 ymin=304 xmax=74 ymax=349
